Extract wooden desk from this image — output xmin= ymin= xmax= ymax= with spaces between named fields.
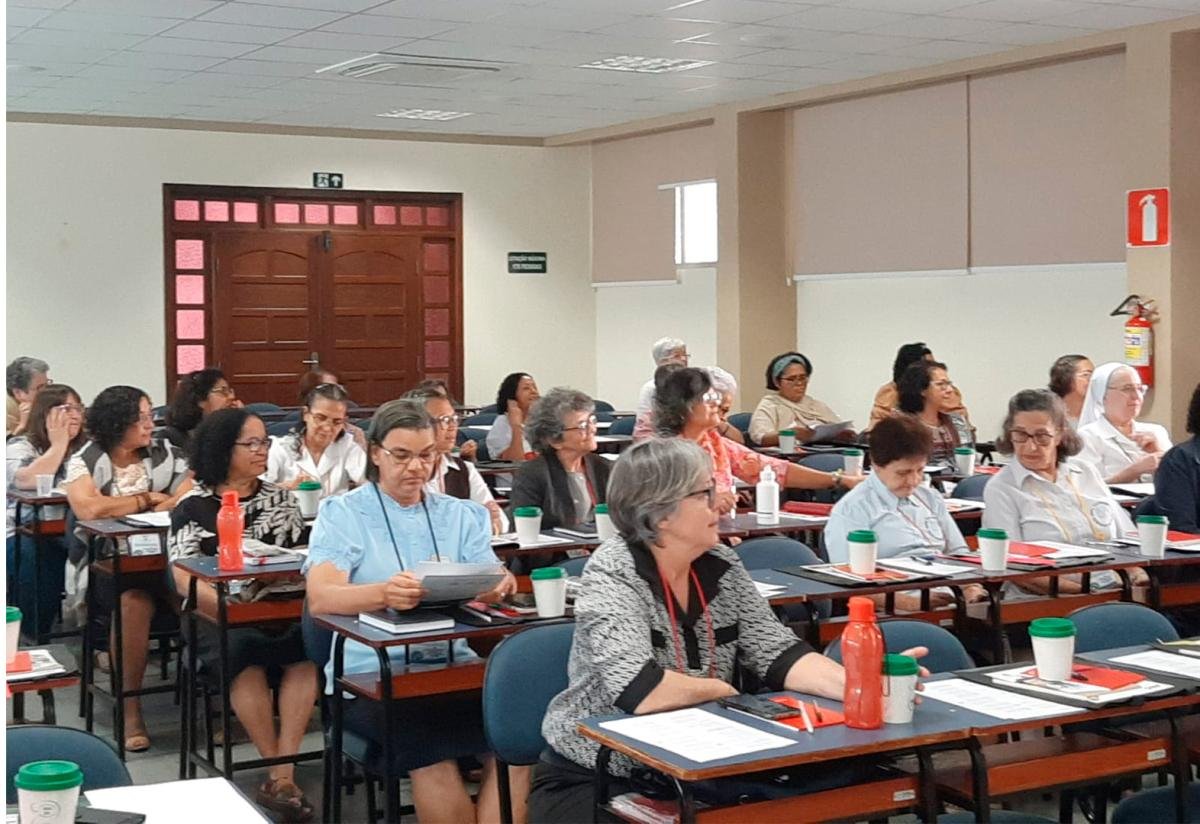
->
xmin=6 ymin=643 xmax=79 ymax=724
xmin=7 ymin=488 xmax=70 ymax=644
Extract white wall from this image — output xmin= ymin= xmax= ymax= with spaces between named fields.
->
xmin=4 ymin=122 xmax=594 ymax=407
xmin=593 ymin=267 xmax=718 ymax=409
xmin=795 ymin=264 xmax=1129 ymax=440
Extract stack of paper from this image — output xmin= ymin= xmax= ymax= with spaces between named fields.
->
xmin=944 ymin=498 xmax=986 ymax=512
xmin=5 ymin=649 xmax=68 ymax=682
xmin=413 ymin=560 xmax=505 ymax=603
xmin=599 ymin=707 xmax=794 ymax=763
xmin=123 ymin=511 xmax=172 ymax=528
xmin=1111 ymin=649 xmax=1200 ymax=680
xmin=986 ymin=664 xmax=1173 ymax=705
xmin=753 ymin=580 xmax=788 ymax=598
xmin=920 ymin=678 xmax=1083 ymax=720
xmin=877 ymin=556 xmax=971 ymax=577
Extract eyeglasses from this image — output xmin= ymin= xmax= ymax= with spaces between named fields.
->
xmin=931 ymin=380 xmax=955 ymax=390
xmin=681 ymin=485 xmax=716 ymax=508
xmin=377 ymin=447 xmax=438 ymax=467
xmin=210 ymin=386 xmax=236 ymax=397
xmin=1010 ymin=430 xmax=1058 ymax=446
xmin=308 ymin=411 xmax=347 ymax=428
xmin=1107 ymin=384 xmax=1148 ymax=398
xmin=137 ymin=413 xmax=154 ymax=424
xmin=54 ymin=404 xmax=85 ymax=415
xmin=564 ymin=415 xmax=599 ymax=434
xmin=234 ymin=438 xmax=271 ymax=452
xmin=701 ymin=390 xmax=723 ymax=406
xmin=432 ymin=413 xmax=461 ymax=428
xmin=778 ymin=374 xmax=809 ymax=385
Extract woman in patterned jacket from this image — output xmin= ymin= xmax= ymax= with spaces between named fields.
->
xmin=168 ymin=408 xmax=317 ymax=822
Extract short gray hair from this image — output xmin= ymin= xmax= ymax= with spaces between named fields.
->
xmin=525 ymin=387 xmax=594 ymax=451
xmin=995 ymin=389 xmax=1083 ymax=463
xmin=608 ymin=439 xmax=712 ymax=547
xmin=652 ymin=337 xmax=687 ymax=366
xmin=364 ymin=399 xmax=433 ymax=482
xmin=6 ymin=357 xmax=49 ymax=396
xmin=705 ymin=366 xmax=737 ymax=397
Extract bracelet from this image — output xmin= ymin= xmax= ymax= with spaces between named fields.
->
xmin=138 ymin=493 xmax=150 ymax=512
xmin=830 ymin=469 xmax=844 ymax=490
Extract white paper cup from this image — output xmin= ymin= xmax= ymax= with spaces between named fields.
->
xmin=778 ymin=430 xmax=796 ymax=453
xmin=843 ymin=450 xmax=864 ymax=475
xmin=1030 ymin=617 xmax=1076 ymax=682
xmin=7 ymin=606 xmax=22 ymax=665
xmin=530 ymin=570 xmax=567 ymax=618
xmin=294 ymin=483 xmax=321 ymax=518
xmin=883 ymin=673 xmax=918 ymax=724
xmin=595 ymin=509 xmax=616 ymax=542
xmin=1137 ymin=516 xmax=1168 ymax=558
xmin=513 ymin=507 xmax=543 ymax=547
xmin=846 ymin=531 xmax=877 ymax=575
xmin=35 ymin=474 xmax=54 ymax=497
xmin=15 ymin=761 xmax=82 ymax=824
xmin=977 ymin=529 xmax=1009 ymax=572
xmin=954 ymin=448 xmax=976 ymax=477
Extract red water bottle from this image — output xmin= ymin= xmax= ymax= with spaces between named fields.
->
xmin=216 ymin=490 xmax=244 ymax=571
xmin=842 ymin=596 xmax=884 ymax=729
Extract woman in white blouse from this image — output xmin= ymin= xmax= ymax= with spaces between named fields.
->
xmin=983 ymin=389 xmax=1145 ymax=594
xmin=486 ymin=372 xmax=539 ymax=462
xmin=265 ymin=382 xmax=365 ymax=498
xmin=1077 ymin=363 xmax=1172 ymax=484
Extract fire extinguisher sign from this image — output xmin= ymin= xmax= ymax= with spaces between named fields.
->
xmin=1127 ymin=188 xmax=1170 ymax=247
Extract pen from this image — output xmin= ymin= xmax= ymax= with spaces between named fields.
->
xmin=722 ymin=707 xmax=800 ymax=735
xmin=797 ymin=702 xmax=815 ymax=734
xmin=810 ymin=700 xmax=824 ymax=723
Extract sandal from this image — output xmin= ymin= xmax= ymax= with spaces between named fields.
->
xmin=124 ymin=730 xmax=151 ymax=753
xmin=255 ymin=778 xmax=314 ymax=823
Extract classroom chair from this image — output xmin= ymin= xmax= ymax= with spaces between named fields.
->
xmin=952 ymin=473 xmax=992 ymax=501
xmin=243 ymin=402 xmax=283 ymax=415
xmin=736 ymin=537 xmax=829 ymax=622
xmin=266 ymin=419 xmax=296 ymax=438
xmin=482 ymin=623 xmax=576 ymax=824
xmin=592 ymin=400 xmax=615 ymax=413
xmin=1112 ymin=783 xmax=1200 ymax=823
xmin=1068 ymin=602 xmax=1179 ymax=653
xmin=478 ymin=404 xmax=498 ymax=415
xmin=463 ymin=412 xmax=498 ymax=427
xmin=824 ymin=619 xmax=974 ymax=673
xmin=608 ymin=416 xmax=635 ymax=436
xmin=6 ymin=726 xmax=132 ymax=804
xmin=728 ymin=412 xmax=752 ymax=437
xmin=554 ymin=556 xmax=588 ymax=577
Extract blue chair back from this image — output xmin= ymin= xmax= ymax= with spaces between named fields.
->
xmin=301 ymin=601 xmax=333 ymax=681
xmin=478 ymin=404 xmax=498 ymax=415
xmin=482 ymin=623 xmax=576 ymax=766
xmin=6 ymin=726 xmax=131 ymax=804
xmin=798 ymin=453 xmax=844 ymax=473
xmin=728 ymin=413 xmax=752 ymax=436
xmin=952 ymin=473 xmax=991 ymax=501
xmin=1113 ymin=783 xmax=1200 ymax=823
xmin=608 ymin=417 xmax=635 ymax=437
xmin=592 ymin=400 xmax=615 ymax=413
xmin=824 ymin=619 xmax=973 ymax=673
xmin=1068 ymin=602 xmax=1179 ymax=653
xmin=554 ymin=556 xmax=589 ymax=577
xmin=736 ymin=536 xmax=821 ymax=570
xmin=244 ymin=402 xmax=283 ymax=415
xmin=463 ymin=412 xmax=497 ymax=427
xmin=268 ymin=420 xmax=297 ymax=438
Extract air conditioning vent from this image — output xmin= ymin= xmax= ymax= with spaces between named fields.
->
xmin=316 ymin=52 xmax=508 ymax=85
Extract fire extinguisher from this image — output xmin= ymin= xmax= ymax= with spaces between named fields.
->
xmin=1110 ymin=294 xmax=1156 ymax=388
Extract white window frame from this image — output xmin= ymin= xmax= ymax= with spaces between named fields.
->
xmin=660 ymin=179 xmax=717 ymax=267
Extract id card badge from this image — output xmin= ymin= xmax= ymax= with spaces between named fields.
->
xmin=127 ymin=533 xmax=163 ymax=557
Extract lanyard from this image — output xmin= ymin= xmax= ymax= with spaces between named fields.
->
xmin=658 ymin=566 xmax=716 ymax=678
xmin=894 ymin=495 xmax=941 ymax=547
xmin=1029 ymin=473 xmax=1106 ymax=542
xmin=373 ymin=482 xmax=442 ymax=570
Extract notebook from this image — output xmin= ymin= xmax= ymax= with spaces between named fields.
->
xmin=357 ymin=609 xmax=455 ymax=635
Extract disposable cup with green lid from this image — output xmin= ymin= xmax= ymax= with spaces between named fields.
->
xmin=954 ymin=447 xmax=974 ymax=455
xmin=15 ymin=761 xmax=83 ymax=792
xmin=531 ymin=567 xmax=566 ymax=580
xmin=594 ymin=503 xmax=616 ymax=541
xmin=15 ymin=760 xmax=83 ymax=824
xmin=977 ymin=528 xmax=1010 ymax=571
xmin=297 ymin=480 xmax=322 ymax=491
xmin=7 ymin=606 xmax=21 ymax=623
xmin=778 ymin=429 xmax=798 ymax=453
xmin=882 ymin=655 xmax=919 ymax=723
xmin=513 ymin=507 xmax=542 ymax=517
xmin=1137 ymin=514 xmax=1169 ymax=557
xmin=531 ymin=565 xmax=568 ymax=617
xmin=978 ymin=528 xmax=1008 ymax=540
xmin=514 ymin=506 xmax=543 ymax=546
xmin=953 ymin=446 xmax=976 ymax=475
xmin=846 ymin=530 xmax=877 ymax=575
xmin=779 ymin=429 xmax=796 ymax=436
xmin=1029 ymin=617 xmax=1076 ymax=638
xmin=594 ymin=503 xmax=608 ymax=514
xmin=293 ymin=480 xmax=321 ymax=518
xmin=882 ymin=654 xmax=919 ymax=676
xmin=843 ymin=448 xmax=864 ymax=456
xmin=1030 ymin=618 xmax=1076 ymax=681
xmin=847 ymin=530 xmax=877 ymax=543
xmin=6 ymin=606 xmax=22 ymax=665
xmin=1137 ymin=515 xmax=1168 ymax=524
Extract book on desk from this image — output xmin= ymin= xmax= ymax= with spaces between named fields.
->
xmin=358 ymin=609 xmax=456 ymax=635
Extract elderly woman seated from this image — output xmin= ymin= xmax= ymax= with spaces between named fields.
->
xmin=1077 ymin=363 xmax=1172 ymax=484
xmin=706 ymin=366 xmax=745 ymax=444
xmin=983 ymin=389 xmax=1146 ymax=594
xmin=304 ymin=400 xmax=521 ymax=824
xmin=528 ymin=438 xmax=926 ymax=821
xmin=825 ymin=415 xmax=987 ymax=611
xmin=265 ymin=382 xmax=366 ymax=498
xmin=896 ymin=360 xmax=974 ymax=471
xmin=160 ymin=368 xmax=242 ymax=449
xmin=64 ymin=385 xmax=192 ymax=752
xmin=1048 ymin=355 xmax=1094 ymax=428
xmin=749 ymin=352 xmax=852 ymax=446
xmin=655 ymin=368 xmax=863 ymax=516
xmin=6 ymin=356 xmax=51 ymax=437
xmin=168 ymin=409 xmax=317 ymax=821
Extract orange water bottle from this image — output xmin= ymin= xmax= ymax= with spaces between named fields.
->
xmin=842 ymin=596 xmax=884 ymax=729
xmin=216 ymin=490 xmax=244 ymax=571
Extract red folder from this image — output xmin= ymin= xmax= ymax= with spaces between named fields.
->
xmin=1024 ymin=664 xmax=1145 ymax=690
xmin=1168 ymin=531 xmax=1200 ymax=542
xmin=771 ymin=696 xmax=844 ymax=728
xmin=782 ymin=501 xmax=834 ymax=516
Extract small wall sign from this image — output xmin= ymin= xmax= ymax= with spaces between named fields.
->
xmin=508 ymin=251 xmax=547 ymax=274
xmin=313 ymin=172 xmax=344 ymax=189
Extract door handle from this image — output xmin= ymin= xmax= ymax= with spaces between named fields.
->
xmin=302 ymin=351 xmax=320 ymax=367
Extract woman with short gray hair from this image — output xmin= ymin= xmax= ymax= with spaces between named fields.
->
xmin=508 ymin=387 xmax=612 ymax=536
xmin=6 ymin=356 xmax=50 ymax=437
xmin=530 ymin=438 xmax=927 ymax=821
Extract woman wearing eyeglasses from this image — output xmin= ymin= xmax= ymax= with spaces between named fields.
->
xmin=6 ymin=384 xmax=87 ymax=637
xmin=305 ymin=400 xmax=520 ymax=824
xmin=167 ymin=409 xmax=317 ymax=822
xmin=983 ymin=389 xmax=1144 ymax=594
xmin=655 ymin=368 xmax=863 ymax=516
xmin=1077 ymin=363 xmax=1173 ymax=484
xmin=161 ymin=368 xmax=242 ymax=449
xmin=749 ymin=352 xmax=852 ymax=446
xmin=265 ymin=382 xmax=365 ymax=498
xmin=896 ymin=360 xmax=974 ymax=471
xmin=405 ymin=386 xmax=508 ymax=535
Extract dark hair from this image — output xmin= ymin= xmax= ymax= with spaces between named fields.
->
xmin=292 ymin=382 xmax=351 ymax=455
xmin=996 ymin=389 xmax=1083 ymax=462
xmin=1187 ymin=383 xmax=1200 ymax=435
xmin=413 ymin=378 xmax=450 ymax=397
xmin=164 ymin=368 xmax=226 ymax=435
xmin=25 ymin=384 xmax=87 ymax=456
xmin=1048 ymin=355 xmax=1089 ymax=398
xmin=897 ymin=361 xmax=947 ymax=414
xmin=892 ymin=342 xmax=932 ymax=386
xmin=298 ymin=368 xmax=338 ymax=402
xmin=765 ymin=351 xmax=813 ymax=391
xmin=495 ymin=372 xmax=532 ymax=413
xmin=653 ymin=362 xmax=684 ymax=393
xmin=364 ymin=399 xmax=433 ymax=483
xmin=189 ymin=408 xmax=258 ymax=487
xmin=654 ymin=367 xmax=712 ymax=437
xmin=406 ymin=381 xmax=460 ymax=407
xmin=868 ymin=414 xmax=932 ymax=466
xmin=86 ymin=385 xmax=150 ymax=454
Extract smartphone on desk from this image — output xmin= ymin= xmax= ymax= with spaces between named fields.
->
xmin=76 ymin=808 xmax=147 ymax=824
xmin=717 ymin=693 xmax=800 ymax=720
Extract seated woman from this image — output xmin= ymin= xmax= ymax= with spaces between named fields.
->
xmin=1151 ymin=383 xmax=1200 ymax=533
xmin=405 ymin=386 xmax=507 ymax=534
xmin=6 ymin=384 xmax=87 ymax=638
xmin=265 ymin=382 xmax=365 ymax=498
xmin=168 ymin=409 xmax=317 ymax=822
xmin=1078 ymin=362 xmax=1172 ymax=484
xmin=486 ymin=372 xmax=540 ymax=462
xmin=509 ymin=388 xmax=611 ymax=531
xmin=749 ymin=352 xmax=851 ymax=446
xmin=655 ymin=368 xmax=863 ymax=516
xmin=632 ymin=362 xmax=683 ymax=443
xmin=304 ymin=400 xmax=521 ymax=824
xmin=63 ymin=385 xmax=192 ymax=752
xmin=297 ymin=367 xmax=340 ymax=403
xmin=868 ymin=342 xmax=969 ymax=432
xmin=825 ymin=416 xmax=987 ymax=611
xmin=160 ymin=368 xmax=241 ymax=449
xmin=983 ymin=389 xmax=1146 ymax=594
xmin=1048 ymin=354 xmax=1093 ymax=428
xmin=529 ymin=438 xmax=926 ymax=822
xmin=707 ymin=366 xmax=745 ymax=444
xmin=896 ymin=361 xmax=974 ymax=471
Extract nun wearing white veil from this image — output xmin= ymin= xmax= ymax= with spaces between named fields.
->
xmin=1077 ymin=362 xmax=1173 ymax=484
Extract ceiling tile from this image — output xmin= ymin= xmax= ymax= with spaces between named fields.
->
xmin=197 ymin=4 xmax=350 ymax=29
xmin=77 ymin=64 xmax=195 ymax=83
xmin=65 ymin=0 xmax=223 ymax=16
xmin=882 ymin=38 xmax=1002 ymax=59
xmin=318 ymin=15 xmax=457 ymax=38
xmin=489 ymin=5 xmax=636 ymax=31
xmin=275 ymin=29 xmax=414 ymax=51
xmin=1038 ymin=4 xmax=1192 ymax=27
xmin=689 ymin=23 xmax=837 ymax=47
xmin=99 ymin=51 xmax=227 ymax=71
xmin=767 ymin=5 xmax=916 ymax=31
xmin=6 ymin=7 xmax=54 ymax=26
xmin=13 ymin=28 xmax=149 ymax=49
xmin=130 ymin=38 xmax=261 ymax=57
xmin=1124 ymin=0 xmax=1200 ymax=9
xmin=754 ymin=64 xmax=870 ymax=84
xmin=163 ymin=20 xmax=300 ymax=45
xmin=814 ymin=32 xmax=930 ymax=52
xmin=654 ymin=0 xmax=817 ymax=25
xmin=368 ymin=0 xmax=522 ymax=23
xmin=834 ymin=0 xmax=981 ymax=11
xmin=730 ymin=47 xmax=846 ymax=67
xmin=943 ymin=0 xmax=1097 ymax=22
xmin=959 ymin=22 xmax=1098 ymax=44
xmin=35 ymin=10 xmax=181 ymax=35
xmin=594 ymin=16 xmax=732 ymax=39
xmin=423 ymin=23 xmax=584 ymax=47
xmin=867 ymin=14 xmax=1010 ymax=37
xmin=820 ymin=53 xmax=936 ymax=73
xmin=230 ymin=0 xmax=383 ymax=9
xmin=8 ymin=0 xmax=73 ymax=9
xmin=203 ymin=58 xmax=316 ymax=77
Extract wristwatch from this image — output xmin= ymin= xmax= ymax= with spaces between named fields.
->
xmin=830 ymin=469 xmax=844 ymax=489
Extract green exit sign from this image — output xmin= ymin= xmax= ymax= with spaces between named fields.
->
xmin=508 ymin=252 xmax=547 ymax=274
xmin=313 ymin=172 xmax=343 ymax=189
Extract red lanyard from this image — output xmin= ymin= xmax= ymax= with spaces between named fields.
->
xmin=658 ymin=566 xmax=716 ymax=678
xmin=582 ymin=467 xmax=598 ymax=507
xmin=895 ymin=495 xmax=940 ymax=546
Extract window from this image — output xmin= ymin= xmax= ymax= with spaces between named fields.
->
xmin=671 ymin=180 xmax=717 ymax=266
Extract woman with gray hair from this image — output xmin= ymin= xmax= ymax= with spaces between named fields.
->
xmin=706 ymin=365 xmax=745 ymax=444
xmin=530 ymin=438 xmax=926 ymax=821
xmin=508 ymin=387 xmax=612 ymax=534
xmin=635 ymin=336 xmax=689 ymax=419
xmin=983 ymin=389 xmax=1145 ymax=594
xmin=304 ymin=399 xmax=520 ymax=823
xmin=6 ymin=356 xmax=50 ymax=437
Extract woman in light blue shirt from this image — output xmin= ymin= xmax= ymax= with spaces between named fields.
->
xmin=825 ymin=415 xmax=986 ymax=611
xmin=304 ymin=399 xmax=518 ymax=824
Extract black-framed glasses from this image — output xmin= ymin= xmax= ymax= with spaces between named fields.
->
xmin=235 ymin=437 xmax=271 ymax=452
xmin=433 ymin=413 xmax=462 ymax=428
xmin=210 ymin=385 xmax=236 ymax=397
xmin=377 ymin=446 xmax=438 ymax=467
xmin=1009 ymin=430 xmax=1057 ymax=446
xmin=54 ymin=403 xmax=85 ymax=415
xmin=681 ymin=485 xmax=716 ymax=508
xmin=778 ymin=374 xmax=809 ymax=385
xmin=563 ymin=415 xmax=598 ymax=434
xmin=308 ymin=411 xmax=347 ymax=428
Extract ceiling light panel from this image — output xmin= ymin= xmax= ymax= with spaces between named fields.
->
xmin=375 ymin=108 xmax=474 ymax=120
xmin=578 ymin=55 xmax=716 ymax=73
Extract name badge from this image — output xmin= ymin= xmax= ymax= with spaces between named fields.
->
xmin=127 ymin=534 xmax=162 ymax=557
xmin=1090 ymin=501 xmax=1115 ymax=528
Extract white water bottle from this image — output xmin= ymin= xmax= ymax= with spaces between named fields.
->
xmin=756 ymin=465 xmax=780 ymax=525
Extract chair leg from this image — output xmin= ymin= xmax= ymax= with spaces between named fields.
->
xmin=1059 ymin=789 xmax=1075 ymax=824
xmin=366 ymin=775 xmax=378 ymax=823
xmin=497 ymin=760 xmax=513 ymax=824
xmin=204 ymin=689 xmax=216 ymax=765
xmin=321 ymin=748 xmax=333 ymax=824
